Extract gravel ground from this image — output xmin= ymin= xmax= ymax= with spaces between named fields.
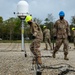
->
xmin=0 ymin=43 xmax=75 ymax=75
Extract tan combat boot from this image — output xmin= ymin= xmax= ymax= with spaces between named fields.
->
xmin=64 ymin=54 xmax=69 ymax=60
xmin=32 ymin=58 xmax=36 ymax=64
xmin=44 ymin=44 xmax=48 ymax=50
xmin=52 ymin=52 xmax=56 ymax=58
xmin=44 ymin=48 xmax=48 ymax=50
xmin=51 ymin=47 xmax=53 ymax=50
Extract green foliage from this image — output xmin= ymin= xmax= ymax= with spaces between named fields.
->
xmin=0 ymin=16 xmax=3 ymax=23
xmin=71 ymin=15 xmax=75 ymax=24
xmin=33 ymin=17 xmax=42 ymax=25
xmin=0 ymin=14 xmax=75 ymax=42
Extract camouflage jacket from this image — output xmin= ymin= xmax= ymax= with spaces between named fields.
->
xmin=30 ymin=22 xmax=43 ymax=40
xmin=53 ymin=19 xmax=70 ymax=39
xmin=43 ymin=28 xmax=51 ymax=39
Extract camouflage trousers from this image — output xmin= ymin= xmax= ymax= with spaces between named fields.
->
xmin=53 ymin=38 xmax=69 ymax=55
xmin=30 ymin=39 xmax=42 ymax=65
xmin=44 ymin=38 xmax=52 ymax=50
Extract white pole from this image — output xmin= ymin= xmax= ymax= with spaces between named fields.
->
xmin=21 ymin=19 xmax=25 ymax=51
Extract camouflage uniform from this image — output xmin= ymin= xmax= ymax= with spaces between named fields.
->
xmin=43 ymin=28 xmax=52 ymax=50
xmin=30 ymin=22 xmax=43 ymax=65
xmin=72 ymin=30 xmax=75 ymax=48
xmin=52 ymin=19 xmax=70 ymax=60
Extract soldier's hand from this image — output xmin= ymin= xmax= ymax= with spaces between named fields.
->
xmin=53 ymin=36 xmax=57 ymax=40
xmin=30 ymin=33 xmax=36 ymax=39
xmin=68 ymin=36 xmax=71 ymax=40
xmin=32 ymin=35 xmax=36 ymax=39
xmin=33 ymin=32 xmax=37 ymax=36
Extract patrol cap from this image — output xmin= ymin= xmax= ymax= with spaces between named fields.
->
xmin=25 ymin=15 xmax=32 ymax=22
xmin=43 ymin=26 xmax=46 ymax=28
xmin=59 ymin=11 xmax=65 ymax=17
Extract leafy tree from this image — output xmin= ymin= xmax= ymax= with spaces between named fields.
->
xmin=0 ymin=16 xmax=3 ymax=23
xmin=71 ymin=15 xmax=75 ymax=25
xmin=0 ymin=16 xmax=3 ymax=39
xmin=70 ymin=15 xmax=75 ymax=42
xmin=33 ymin=18 xmax=42 ymax=25
xmin=44 ymin=14 xmax=54 ymax=34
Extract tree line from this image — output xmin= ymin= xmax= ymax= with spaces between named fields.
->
xmin=0 ymin=14 xmax=75 ymax=42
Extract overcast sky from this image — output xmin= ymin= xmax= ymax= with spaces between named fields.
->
xmin=0 ymin=0 xmax=75 ymax=24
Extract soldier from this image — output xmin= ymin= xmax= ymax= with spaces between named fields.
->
xmin=52 ymin=11 xmax=71 ymax=60
xmin=72 ymin=27 xmax=75 ymax=49
xmin=43 ymin=26 xmax=52 ymax=50
xmin=25 ymin=15 xmax=43 ymax=67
